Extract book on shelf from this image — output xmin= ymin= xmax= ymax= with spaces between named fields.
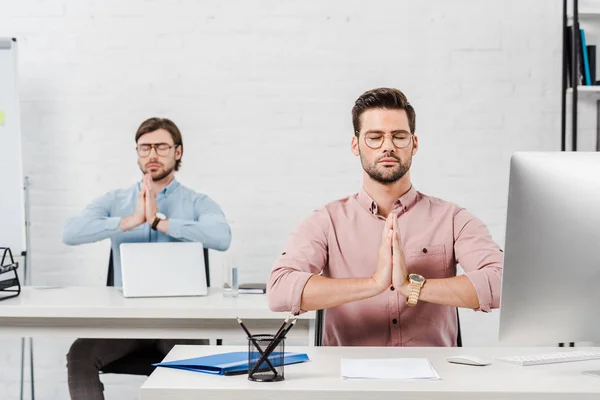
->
xmin=581 ymin=29 xmax=592 ymax=85
xmin=588 ymin=44 xmax=596 ymax=84
xmin=566 ymin=26 xmax=595 ymax=87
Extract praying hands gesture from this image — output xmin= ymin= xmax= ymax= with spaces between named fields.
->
xmin=119 ymin=174 xmax=160 ymax=231
xmin=371 ymin=212 xmax=409 ymax=294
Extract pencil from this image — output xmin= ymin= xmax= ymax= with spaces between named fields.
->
xmin=236 ymin=316 xmax=253 ymax=338
xmin=273 ymin=315 xmax=291 ymax=338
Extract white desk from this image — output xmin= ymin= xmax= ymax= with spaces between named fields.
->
xmin=141 ymin=345 xmax=600 ymax=400
xmin=0 ymin=287 xmax=315 ymax=343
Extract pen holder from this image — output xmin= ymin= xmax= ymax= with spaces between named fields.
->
xmin=247 ymin=334 xmax=285 ymax=382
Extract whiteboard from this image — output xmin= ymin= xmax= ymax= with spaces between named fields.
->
xmin=0 ymin=38 xmax=25 ymax=256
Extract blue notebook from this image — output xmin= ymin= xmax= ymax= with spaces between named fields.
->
xmin=153 ymin=351 xmax=310 ymax=375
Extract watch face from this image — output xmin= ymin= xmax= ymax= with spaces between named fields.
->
xmin=409 ymin=273 xmax=425 ymax=283
xmin=157 ymin=212 xmax=166 ymax=219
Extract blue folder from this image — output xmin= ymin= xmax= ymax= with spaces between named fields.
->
xmin=153 ymin=351 xmax=310 ymax=375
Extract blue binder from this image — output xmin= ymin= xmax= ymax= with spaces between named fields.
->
xmin=153 ymin=351 xmax=309 ymax=375
xmin=581 ymin=29 xmax=592 ymax=86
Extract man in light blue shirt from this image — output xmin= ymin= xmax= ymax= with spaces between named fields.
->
xmin=63 ymin=117 xmax=231 ymax=400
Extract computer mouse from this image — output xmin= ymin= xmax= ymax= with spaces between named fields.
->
xmin=446 ymin=355 xmax=491 ymax=366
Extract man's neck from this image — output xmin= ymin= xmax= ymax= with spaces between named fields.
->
xmin=149 ymin=173 xmax=175 ymax=194
xmin=363 ymin=172 xmax=412 ymax=218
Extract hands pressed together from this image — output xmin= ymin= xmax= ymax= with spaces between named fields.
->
xmin=371 ymin=212 xmax=409 ymax=295
xmin=120 ymin=174 xmax=160 ymax=231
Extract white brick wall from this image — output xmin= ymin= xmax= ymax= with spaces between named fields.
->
xmin=0 ymin=0 xmax=561 ymax=398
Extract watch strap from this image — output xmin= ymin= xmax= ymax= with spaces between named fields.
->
xmin=151 ymin=216 xmax=161 ymax=230
xmin=407 ymin=279 xmax=424 ymax=307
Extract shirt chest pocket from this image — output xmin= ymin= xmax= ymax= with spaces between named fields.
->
xmin=405 ymin=244 xmax=447 ymax=279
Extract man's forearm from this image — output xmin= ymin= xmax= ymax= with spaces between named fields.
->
xmin=167 ymin=217 xmax=232 ymax=251
xmin=400 ymin=275 xmax=479 ymax=309
xmin=120 ymin=215 xmax=143 ymax=231
xmin=300 ymin=275 xmax=381 ymax=311
xmin=63 ymin=216 xmax=123 ymax=245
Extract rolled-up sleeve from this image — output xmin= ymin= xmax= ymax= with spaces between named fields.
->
xmin=267 ymin=209 xmax=330 ymax=315
xmin=453 ymin=208 xmax=503 ymax=312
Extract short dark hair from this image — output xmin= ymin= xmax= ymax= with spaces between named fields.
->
xmin=352 ymin=88 xmax=416 ymax=136
xmin=135 ymin=118 xmax=183 ymax=171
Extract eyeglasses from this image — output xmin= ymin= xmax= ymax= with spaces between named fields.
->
xmin=361 ymin=132 xmax=413 ymax=149
xmin=136 ymin=143 xmax=178 ymax=157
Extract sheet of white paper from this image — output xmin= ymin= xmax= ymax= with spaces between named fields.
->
xmin=341 ymin=358 xmax=440 ymax=380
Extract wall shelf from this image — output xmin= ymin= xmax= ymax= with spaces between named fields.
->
xmin=566 ymin=85 xmax=600 ymax=93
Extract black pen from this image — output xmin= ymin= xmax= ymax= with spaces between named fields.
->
xmin=249 ymin=318 xmax=298 ymax=377
xmin=236 ymin=317 xmax=278 ymax=375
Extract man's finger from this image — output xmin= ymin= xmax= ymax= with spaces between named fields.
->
xmin=392 ymin=230 xmax=400 ymax=264
xmin=392 ymin=232 xmax=403 ymax=288
xmin=381 ymin=212 xmax=394 ymax=242
xmin=381 ymin=228 xmax=393 ymax=264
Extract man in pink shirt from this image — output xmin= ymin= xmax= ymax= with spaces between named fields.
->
xmin=267 ymin=87 xmax=503 ymax=347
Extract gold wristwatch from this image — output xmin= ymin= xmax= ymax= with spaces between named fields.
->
xmin=406 ymin=273 xmax=426 ymax=306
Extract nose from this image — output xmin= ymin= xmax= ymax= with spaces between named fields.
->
xmin=381 ymin=135 xmax=396 ymax=152
xmin=148 ymin=146 xmax=160 ymax=159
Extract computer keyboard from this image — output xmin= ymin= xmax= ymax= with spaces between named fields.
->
xmin=497 ymin=351 xmax=600 ymax=366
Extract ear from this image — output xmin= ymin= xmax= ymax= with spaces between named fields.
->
xmin=411 ymin=135 xmax=419 ymax=156
xmin=351 ymin=136 xmax=360 ymax=156
xmin=175 ymin=145 xmax=183 ymax=161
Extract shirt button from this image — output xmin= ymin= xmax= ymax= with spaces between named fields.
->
xmin=392 ymin=319 xmax=398 ymax=324
xmin=422 ymin=248 xmax=428 ymax=254
xmin=390 ymin=286 xmax=395 ymax=291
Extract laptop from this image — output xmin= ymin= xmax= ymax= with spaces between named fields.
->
xmin=119 ymin=242 xmax=208 ymax=298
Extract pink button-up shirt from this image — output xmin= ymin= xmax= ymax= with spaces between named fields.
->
xmin=267 ymin=186 xmax=503 ymax=347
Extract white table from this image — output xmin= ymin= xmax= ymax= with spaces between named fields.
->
xmin=0 ymin=287 xmax=316 ymax=343
xmin=141 ymin=345 xmax=600 ymax=400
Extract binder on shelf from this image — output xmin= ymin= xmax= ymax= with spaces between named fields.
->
xmin=566 ymin=25 xmax=573 ymax=87
xmin=566 ymin=25 xmax=585 ymax=87
xmin=588 ymin=45 xmax=596 ymax=84
xmin=581 ymin=29 xmax=592 ymax=86
xmin=0 ymin=247 xmax=21 ymax=301
xmin=239 ymin=283 xmax=266 ymax=294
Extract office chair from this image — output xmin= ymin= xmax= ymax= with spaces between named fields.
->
xmin=100 ymin=247 xmax=211 ymax=376
xmin=313 ymin=308 xmax=463 ymax=347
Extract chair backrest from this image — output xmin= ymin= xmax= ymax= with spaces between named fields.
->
xmin=456 ymin=309 xmax=462 ymax=347
xmin=313 ymin=307 xmax=463 ymax=347
xmin=314 ymin=309 xmax=324 ymax=346
xmin=107 ymin=247 xmax=210 ymax=287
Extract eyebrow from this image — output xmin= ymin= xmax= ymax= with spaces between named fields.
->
xmin=364 ymin=129 xmax=411 ymax=134
xmin=137 ymin=142 xmax=171 ymax=145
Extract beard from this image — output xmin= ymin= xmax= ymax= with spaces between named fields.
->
xmin=361 ymin=152 xmax=411 ymax=184
xmin=140 ymin=161 xmax=175 ymax=181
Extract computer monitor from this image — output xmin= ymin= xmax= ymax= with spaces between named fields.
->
xmin=498 ymin=151 xmax=600 ymax=346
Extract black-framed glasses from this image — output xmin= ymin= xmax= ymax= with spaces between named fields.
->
xmin=136 ymin=143 xmax=178 ymax=157
xmin=360 ymin=132 xmax=413 ymax=149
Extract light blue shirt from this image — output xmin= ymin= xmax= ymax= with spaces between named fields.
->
xmin=63 ymin=179 xmax=231 ymax=287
